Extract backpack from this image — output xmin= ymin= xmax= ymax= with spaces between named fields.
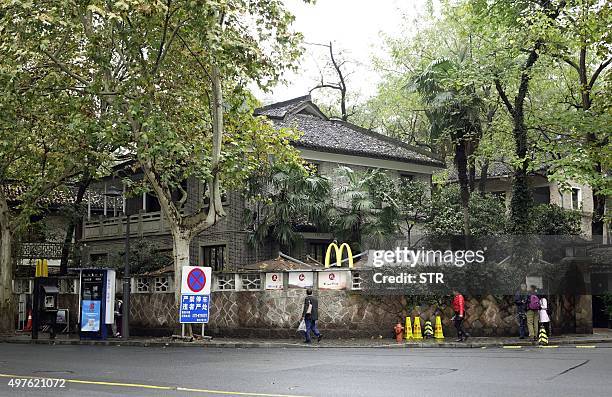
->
xmin=528 ymin=294 xmax=540 ymax=310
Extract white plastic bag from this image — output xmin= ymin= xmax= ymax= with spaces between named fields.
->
xmin=297 ymin=319 xmax=306 ymax=332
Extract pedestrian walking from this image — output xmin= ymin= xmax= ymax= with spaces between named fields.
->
xmin=539 ymin=293 xmax=551 ymax=338
xmin=514 ymin=284 xmax=528 ymax=339
xmin=302 ymin=289 xmax=322 ymax=344
xmin=526 ymin=285 xmax=540 ymax=340
xmin=451 ymin=290 xmax=469 ymax=342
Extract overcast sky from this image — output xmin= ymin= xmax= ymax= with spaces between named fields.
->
xmin=256 ymin=0 xmax=430 ymax=105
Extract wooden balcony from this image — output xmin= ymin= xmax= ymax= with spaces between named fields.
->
xmin=83 ymin=211 xmax=171 ymax=241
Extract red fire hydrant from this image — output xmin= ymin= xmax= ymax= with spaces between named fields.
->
xmin=394 ymin=322 xmax=404 ymax=342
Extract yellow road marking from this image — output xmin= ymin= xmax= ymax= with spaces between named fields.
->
xmin=502 ymin=346 xmax=522 ymax=349
xmin=177 ymin=387 xmax=309 ymax=396
xmin=0 ymin=373 xmax=310 ymax=397
xmin=575 ymin=345 xmax=596 ymax=348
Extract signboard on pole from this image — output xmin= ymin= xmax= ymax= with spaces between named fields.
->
xmin=104 ymin=269 xmax=116 ymax=324
xmin=288 ymin=271 xmax=313 ymax=288
xmin=181 ymin=266 xmax=212 ymax=295
xmin=180 ymin=294 xmax=210 ymax=324
xmin=318 ymin=270 xmax=349 ymax=290
xmin=265 ymin=273 xmax=284 ymax=290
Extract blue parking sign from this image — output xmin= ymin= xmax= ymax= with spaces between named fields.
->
xmin=180 ymin=294 xmax=210 ymax=324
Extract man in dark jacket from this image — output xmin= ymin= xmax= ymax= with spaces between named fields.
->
xmin=514 ymin=283 xmax=528 ymax=339
xmin=302 ymin=289 xmax=322 ymax=343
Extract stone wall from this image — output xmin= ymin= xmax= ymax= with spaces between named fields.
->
xmin=204 ymin=290 xmax=592 ymax=338
xmin=129 ymin=293 xmax=177 ymax=336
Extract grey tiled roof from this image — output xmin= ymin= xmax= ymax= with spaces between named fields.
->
xmin=3 ymin=183 xmax=106 ymax=209
xmin=254 ymin=95 xmax=313 ymax=119
xmin=447 ymin=161 xmax=546 ymax=180
xmin=256 ymin=96 xmax=444 ymax=167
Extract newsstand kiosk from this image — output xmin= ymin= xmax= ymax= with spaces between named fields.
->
xmin=79 ymin=269 xmax=116 ymax=340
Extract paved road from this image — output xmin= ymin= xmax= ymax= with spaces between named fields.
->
xmin=0 ymin=344 xmax=611 ymax=397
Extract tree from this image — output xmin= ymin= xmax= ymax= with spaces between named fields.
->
xmin=309 ymin=41 xmax=354 ymax=121
xmin=332 ymin=167 xmax=398 ymax=250
xmin=425 ymin=185 xmax=506 ymax=240
xmin=0 ymin=52 xmax=104 ymax=332
xmin=466 ymin=0 xmax=566 ymax=234
xmin=409 ymin=58 xmax=483 ymax=237
xmin=537 ymin=0 xmax=611 ymax=238
xmin=244 ymin=162 xmax=332 ymax=252
xmin=4 ymin=1 xmax=308 ymax=301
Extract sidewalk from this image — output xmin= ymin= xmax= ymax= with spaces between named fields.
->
xmin=2 ymin=329 xmax=612 ymax=349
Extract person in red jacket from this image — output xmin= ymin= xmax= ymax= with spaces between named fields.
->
xmin=451 ymin=290 xmax=469 ymax=342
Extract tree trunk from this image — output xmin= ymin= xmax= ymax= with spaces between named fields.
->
xmin=59 ymin=173 xmax=90 ymax=275
xmin=455 ymin=139 xmax=471 ymax=237
xmin=172 ymin=229 xmax=191 ymax=303
xmin=478 ymin=159 xmax=489 ymax=196
xmin=509 ymin=113 xmax=532 ymax=234
xmin=0 ymin=193 xmax=14 ymax=334
xmin=172 ymin=229 xmax=192 ymax=337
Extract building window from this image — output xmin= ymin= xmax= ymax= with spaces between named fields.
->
xmin=135 ymin=277 xmax=150 ymax=293
xmin=240 ymin=274 xmax=261 ymax=291
xmin=490 ymin=191 xmax=506 ymax=202
xmin=145 ymin=192 xmax=161 ymax=213
xmin=13 ymin=279 xmax=32 ymax=294
xmin=154 ymin=276 xmax=170 ymax=293
xmin=533 ymin=186 xmax=550 ymax=205
xmin=399 ymin=173 xmax=414 ymax=183
xmin=202 ymin=244 xmax=226 ymax=272
xmin=307 ymin=241 xmax=332 ymax=264
xmin=571 ymin=188 xmax=582 ymax=210
xmin=352 ymin=272 xmax=363 ymax=290
xmin=215 ymin=274 xmax=235 ymax=291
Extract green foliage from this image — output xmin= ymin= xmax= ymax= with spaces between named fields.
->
xmin=331 ymin=167 xmax=399 ymax=249
xmin=531 ymin=204 xmax=582 ymax=235
xmin=245 ymin=162 xmax=332 ymax=250
xmin=601 ymin=294 xmax=612 ymax=317
xmin=93 ymin=239 xmax=172 ymax=275
xmin=426 ymin=185 xmax=506 ymax=239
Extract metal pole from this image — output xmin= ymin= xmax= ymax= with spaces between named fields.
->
xmin=122 ymin=214 xmax=130 ymax=339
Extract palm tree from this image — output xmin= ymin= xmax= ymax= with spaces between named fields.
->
xmin=245 ymin=163 xmax=332 ymax=252
xmin=409 ymin=57 xmax=483 ymax=237
xmin=332 ymin=166 xmax=398 ymax=250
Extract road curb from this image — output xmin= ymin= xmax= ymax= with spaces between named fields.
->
xmin=2 ymin=337 xmax=611 ymax=349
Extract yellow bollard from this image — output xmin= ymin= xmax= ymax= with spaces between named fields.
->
xmin=405 ymin=317 xmax=413 ymax=340
xmin=413 ymin=316 xmax=423 ymax=340
xmin=434 ymin=315 xmax=445 ymax=340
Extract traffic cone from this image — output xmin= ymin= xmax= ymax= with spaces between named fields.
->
xmin=404 ymin=317 xmax=413 ymax=340
xmin=424 ymin=320 xmax=434 ymax=338
xmin=538 ymin=326 xmax=548 ymax=346
xmin=434 ymin=316 xmax=444 ymax=340
xmin=24 ymin=309 xmax=32 ymax=332
xmin=413 ymin=317 xmax=423 ymax=340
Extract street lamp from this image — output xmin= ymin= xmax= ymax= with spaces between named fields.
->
xmin=104 ymin=185 xmax=130 ymax=340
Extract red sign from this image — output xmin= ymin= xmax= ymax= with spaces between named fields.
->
xmin=187 ymin=268 xmax=206 ymax=293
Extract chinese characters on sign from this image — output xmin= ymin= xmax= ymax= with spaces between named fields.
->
xmin=180 ymin=294 xmax=210 ymax=324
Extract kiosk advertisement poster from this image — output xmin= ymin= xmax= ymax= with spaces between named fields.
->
xmin=80 ymin=300 xmax=101 ymax=331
